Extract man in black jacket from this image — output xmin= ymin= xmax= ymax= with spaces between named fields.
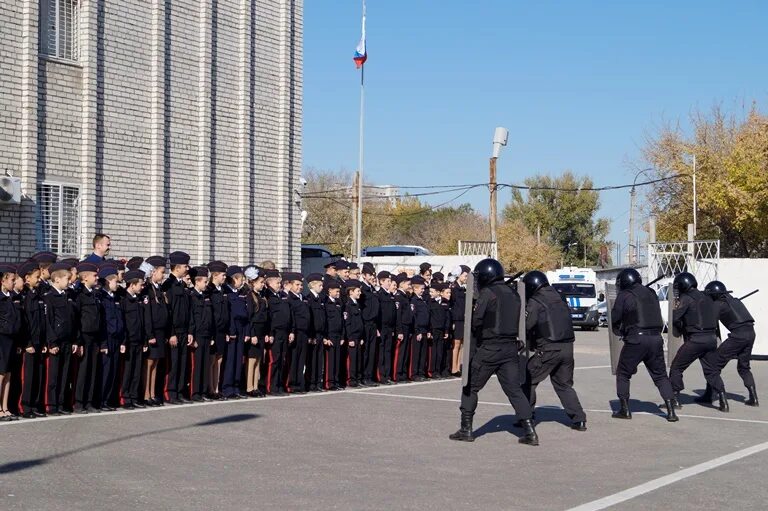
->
xmin=360 ymin=263 xmax=380 ymax=386
xmin=73 ymin=262 xmax=103 ymax=413
xmin=377 ymin=271 xmax=397 ymax=385
xmin=285 ymin=272 xmax=310 ymax=393
xmin=189 ymin=266 xmax=214 ymax=402
xmin=306 ymin=273 xmax=326 ymax=392
xmin=121 ymin=270 xmax=147 ymax=409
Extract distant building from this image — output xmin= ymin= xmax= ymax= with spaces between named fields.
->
xmin=0 ymin=0 xmax=303 ymax=268
xmin=366 ymin=185 xmax=400 ymax=206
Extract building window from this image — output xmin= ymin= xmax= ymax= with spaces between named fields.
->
xmin=40 ymin=0 xmax=80 ymax=61
xmin=37 ymin=183 xmax=80 ymax=256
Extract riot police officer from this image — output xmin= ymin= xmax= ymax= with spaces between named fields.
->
xmin=701 ymin=281 xmax=759 ymax=407
xmin=611 ymin=268 xmax=678 ymax=422
xmin=449 ymin=259 xmax=538 ymax=445
xmin=521 ymin=271 xmax=587 ymax=431
xmin=668 ymin=273 xmax=723 ymax=411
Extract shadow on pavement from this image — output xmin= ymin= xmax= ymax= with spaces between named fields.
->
xmin=473 ymin=415 xmax=523 ymax=439
xmin=0 ymin=413 xmax=260 ymax=475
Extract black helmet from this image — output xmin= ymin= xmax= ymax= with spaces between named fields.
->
xmin=674 ymin=272 xmax=697 ymax=293
xmin=704 ymin=280 xmax=728 ymax=297
xmin=522 ymin=270 xmax=549 ymax=298
xmin=473 ymin=258 xmax=504 ymax=289
xmin=616 ymin=268 xmax=642 ymax=290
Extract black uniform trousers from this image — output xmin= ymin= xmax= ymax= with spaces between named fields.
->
xmin=46 ymin=342 xmax=72 ymax=412
xmin=75 ymin=340 xmax=101 ymax=409
xmin=709 ymin=328 xmax=756 ymax=392
xmin=616 ymin=334 xmax=674 ymax=400
xmin=288 ymin=332 xmax=308 ymax=391
xmin=167 ymin=338 xmax=190 ymax=400
xmin=21 ymin=350 xmax=45 ymax=413
xmin=411 ymin=332 xmax=428 ymax=378
xmin=346 ymin=341 xmax=362 ymax=385
xmin=460 ymin=342 xmax=532 ymax=419
xmin=523 ymin=343 xmax=586 ymax=422
xmin=191 ymin=338 xmax=211 ymax=399
xmin=395 ymin=328 xmax=411 ymax=382
xmin=101 ymin=338 xmax=121 ymax=407
xmin=306 ymin=340 xmax=324 ymax=390
xmin=324 ymin=340 xmax=341 ymax=389
xmin=222 ymin=335 xmax=244 ymax=397
xmin=122 ymin=344 xmax=144 ymax=404
xmin=378 ymin=326 xmax=395 ymax=382
xmin=669 ymin=335 xmax=718 ymax=393
xmin=266 ymin=331 xmax=288 ymax=393
xmin=429 ymin=329 xmax=445 ymax=377
xmin=363 ymin=323 xmax=379 ymax=382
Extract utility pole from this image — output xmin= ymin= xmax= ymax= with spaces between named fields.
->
xmin=489 ymin=157 xmax=497 ymax=243
xmin=692 ymin=153 xmax=697 ymax=237
xmin=537 ymin=224 xmax=541 ymax=244
xmin=489 ymin=127 xmax=508 ymax=245
xmin=628 ymin=185 xmax=636 ymax=264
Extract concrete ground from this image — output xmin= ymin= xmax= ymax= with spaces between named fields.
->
xmin=2 ymin=330 xmax=768 ymax=510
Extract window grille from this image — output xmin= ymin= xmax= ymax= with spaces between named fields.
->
xmin=41 ymin=0 xmax=80 ymax=61
xmin=38 ymin=183 xmax=80 ymax=256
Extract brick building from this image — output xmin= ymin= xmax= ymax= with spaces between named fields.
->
xmin=0 ymin=0 xmax=303 ymax=268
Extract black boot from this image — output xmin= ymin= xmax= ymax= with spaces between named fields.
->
xmin=716 ymin=392 xmax=730 ymax=412
xmin=671 ymin=392 xmax=683 ymax=409
xmin=665 ymin=400 xmax=679 ymax=422
xmin=513 ymin=412 xmax=536 ymax=428
xmin=449 ymin=413 xmax=474 ymax=442
xmin=612 ymin=398 xmax=631 ymax=419
xmin=694 ymin=384 xmax=713 ymax=404
xmin=746 ymin=386 xmax=759 ymax=407
xmin=518 ymin=419 xmax=539 ymax=446
xmin=571 ymin=421 xmax=587 ymax=432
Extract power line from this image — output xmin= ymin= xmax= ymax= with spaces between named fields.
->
xmin=498 ymin=174 xmax=687 ymax=192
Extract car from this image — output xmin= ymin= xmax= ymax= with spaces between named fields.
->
xmin=597 ymin=301 xmax=607 ymax=327
xmin=300 ymin=244 xmax=342 ymax=276
xmin=360 ymin=245 xmax=433 ymax=257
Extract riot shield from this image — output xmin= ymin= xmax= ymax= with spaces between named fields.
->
xmin=666 ymin=282 xmax=683 ymax=368
xmin=461 ymin=273 xmax=476 ymax=388
xmin=517 ymin=279 xmax=528 ymax=384
xmin=605 ymin=283 xmax=622 ymax=375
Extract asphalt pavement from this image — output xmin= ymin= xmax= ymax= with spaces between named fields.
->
xmin=2 ymin=329 xmax=767 ymax=510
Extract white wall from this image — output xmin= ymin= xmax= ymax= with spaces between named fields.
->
xmin=718 ymin=259 xmax=768 ymax=356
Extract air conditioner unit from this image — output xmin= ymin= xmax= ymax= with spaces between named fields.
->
xmin=0 ymin=176 xmax=22 ymax=205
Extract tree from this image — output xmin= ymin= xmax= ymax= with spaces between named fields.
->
xmin=301 ymin=168 xmax=490 ymax=255
xmin=503 ymin=172 xmax=610 ymax=266
xmin=643 ymin=106 xmax=768 ymax=257
xmin=497 ymin=219 xmax=561 ymax=272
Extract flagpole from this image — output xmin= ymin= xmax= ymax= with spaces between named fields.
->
xmin=355 ymin=1 xmax=366 ymax=259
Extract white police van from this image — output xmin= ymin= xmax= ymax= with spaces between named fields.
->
xmin=546 ymin=267 xmax=599 ymax=331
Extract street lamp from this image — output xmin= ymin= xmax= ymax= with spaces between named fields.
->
xmin=489 ymin=127 xmax=508 ymax=244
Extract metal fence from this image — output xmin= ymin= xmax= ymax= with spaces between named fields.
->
xmin=458 ymin=240 xmax=497 ymax=259
xmin=647 ymin=240 xmax=720 ymax=286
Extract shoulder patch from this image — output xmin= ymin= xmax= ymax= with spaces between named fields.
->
xmin=343 ymin=311 xmax=349 ymax=320
xmin=395 ymin=302 xmax=400 ymax=309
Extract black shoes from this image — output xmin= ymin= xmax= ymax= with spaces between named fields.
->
xmin=518 ymin=419 xmax=539 ymax=446
xmin=664 ymin=400 xmax=679 ymax=422
xmin=716 ymin=392 xmax=730 ymax=413
xmin=670 ymin=392 xmax=683 ymax=410
xmin=449 ymin=413 xmax=474 ymax=442
xmin=571 ymin=421 xmax=587 ymax=432
xmin=746 ymin=386 xmax=760 ymax=407
xmin=612 ymin=398 xmax=632 ymax=419
xmin=694 ymin=385 xmax=713 ymax=404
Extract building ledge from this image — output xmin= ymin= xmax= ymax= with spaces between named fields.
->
xmin=39 ymin=54 xmax=83 ymax=68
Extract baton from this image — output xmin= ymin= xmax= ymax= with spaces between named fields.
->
xmin=504 ymin=271 xmax=524 ymax=284
xmin=645 ymin=275 xmax=664 ymax=288
xmin=739 ymin=289 xmax=759 ymax=301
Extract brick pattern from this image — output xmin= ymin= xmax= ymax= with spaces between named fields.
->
xmin=0 ymin=0 xmax=302 ymax=267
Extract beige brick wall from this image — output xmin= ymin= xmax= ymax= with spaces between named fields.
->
xmin=0 ymin=0 xmax=303 ymax=268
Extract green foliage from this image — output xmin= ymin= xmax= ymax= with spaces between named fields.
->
xmin=502 ymin=171 xmax=610 ymax=266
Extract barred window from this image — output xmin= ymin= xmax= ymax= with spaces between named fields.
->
xmin=38 ymin=183 xmax=80 ymax=256
xmin=40 ymin=0 xmax=80 ymax=61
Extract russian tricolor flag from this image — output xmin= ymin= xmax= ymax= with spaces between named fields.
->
xmin=353 ymin=4 xmax=367 ymax=69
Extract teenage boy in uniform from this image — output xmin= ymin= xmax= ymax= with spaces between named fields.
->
xmin=189 ymin=266 xmax=214 ymax=402
xmin=410 ymin=275 xmax=430 ymax=382
xmin=121 ymin=270 xmax=147 ymax=409
xmin=377 ymin=271 xmax=396 ymax=385
xmin=323 ymin=281 xmax=344 ymax=391
xmin=163 ymin=251 xmax=192 ymax=404
xmin=73 ymin=262 xmax=103 ymax=413
xmin=360 ymin=263 xmax=380 ymax=386
xmin=305 ymin=273 xmax=326 ymax=392
xmin=343 ymin=280 xmax=364 ymax=388
xmin=264 ymin=269 xmax=292 ymax=395
xmin=98 ymin=265 xmax=125 ymax=411
xmin=285 ymin=272 xmax=310 ymax=393
xmin=18 ymin=261 xmax=47 ymax=418
xmin=394 ymin=274 xmax=413 ymax=383
xmin=43 ymin=262 xmax=77 ymax=415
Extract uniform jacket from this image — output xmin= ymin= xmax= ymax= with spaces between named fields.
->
xmin=411 ymin=294 xmax=430 ymax=335
xmin=306 ymin=291 xmax=326 ymax=340
xmin=429 ymin=297 xmax=451 ymax=333
xmin=343 ymin=299 xmax=364 ymax=342
xmin=288 ymin=291 xmax=311 ymax=334
xmin=264 ymin=288 xmax=292 ymax=334
xmin=99 ymin=289 xmax=125 ymax=348
xmin=75 ymin=285 xmax=103 ymax=345
xmin=43 ymin=288 xmax=76 ymax=348
xmin=324 ymin=296 xmax=344 ymax=341
xmin=227 ymin=285 xmax=250 ymax=339
xmin=163 ymin=274 xmax=191 ymax=338
xmin=22 ymin=287 xmax=46 ymax=350
xmin=143 ymin=281 xmax=170 ymax=339
xmin=122 ymin=292 xmax=146 ymax=346
xmin=395 ymin=290 xmax=413 ymax=336
xmin=189 ymin=289 xmax=215 ymax=340
xmin=247 ymin=290 xmax=270 ymax=339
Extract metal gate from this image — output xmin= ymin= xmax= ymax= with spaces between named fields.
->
xmin=647 ymin=240 xmax=720 ymax=285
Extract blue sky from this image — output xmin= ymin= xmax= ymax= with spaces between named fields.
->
xmin=303 ymin=0 xmax=767 ymax=257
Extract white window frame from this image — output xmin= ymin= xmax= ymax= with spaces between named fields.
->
xmin=37 ymin=182 xmax=81 ymax=257
xmin=40 ymin=0 xmax=81 ymax=62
